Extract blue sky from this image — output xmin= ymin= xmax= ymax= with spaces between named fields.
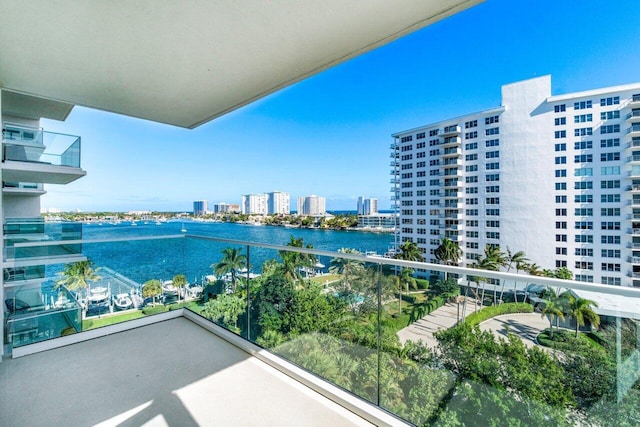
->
xmin=41 ymin=0 xmax=640 ymax=212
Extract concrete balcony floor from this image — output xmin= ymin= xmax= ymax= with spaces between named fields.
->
xmin=0 ymin=317 xmax=374 ymax=426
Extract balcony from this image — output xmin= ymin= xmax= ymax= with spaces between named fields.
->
xmin=3 ymin=234 xmax=640 ymax=426
xmin=627 ymin=110 xmax=640 ymax=122
xmin=4 ymin=218 xmax=83 ymax=262
xmin=389 ymin=160 xmax=399 ymax=167
xmin=631 ymin=94 xmax=640 ymax=106
xmin=2 ymin=124 xmax=86 ymax=185
xmin=628 ymin=184 xmax=640 ymax=192
xmin=389 ymin=143 xmax=399 ymax=150
xmin=442 ymin=147 xmax=461 ymax=157
xmin=628 ymin=124 xmax=640 ymax=137
xmin=2 ymin=181 xmax=45 ymax=196
xmin=440 ymin=125 xmax=461 ymax=136
xmin=441 ymin=136 xmax=461 ymax=147
xmin=389 ymin=152 xmax=399 ymax=159
xmin=629 ymin=257 xmax=640 ymax=264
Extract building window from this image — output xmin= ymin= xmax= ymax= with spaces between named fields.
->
xmin=485 ymin=115 xmax=499 ymax=125
xmin=465 ymin=120 xmax=478 ymax=128
xmin=555 ymin=208 xmax=567 ymax=216
xmin=486 ymin=162 xmax=499 ymax=170
xmin=465 ymin=142 xmax=478 ymax=150
xmin=429 ymin=129 xmax=439 ymax=137
xmin=601 ymin=111 xmax=620 ymax=120
xmin=574 ymin=208 xmax=592 ymax=216
xmin=575 ymin=194 xmax=593 ymax=203
xmin=600 ymin=138 xmax=620 ymax=148
xmin=555 ymin=195 xmax=567 ymax=203
xmin=554 ymin=117 xmax=566 ymax=126
xmin=555 ymin=169 xmax=567 ymax=177
xmin=465 ymin=131 xmax=478 ymax=139
xmin=600 ymin=97 xmax=620 ymax=106
xmin=556 ymin=247 xmax=567 ymax=255
xmin=486 ymin=197 xmax=500 ymax=205
xmin=486 ymin=208 xmax=500 ymax=215
xmin=556 ymin=221 xmax=567 ymax=229
xmin=486 ymin=174 xmax=499 ymax=182
xmin=600 ymin=194 xmax=620 ymax=203
xmin=556 ymin=260 xmax=568 ymax=268
xmin=555 ymin=182 xmax=567 ymax=190
xmin=486 ymin=151 xmax=499 ymax=159
xmin=575 ymin=261 xmax=593 ymax=270
xmin=555 ymin=143 xmax=566 ymax=151
xmin=575 ymin=234 xmax=593 ymax=243
xmin=465 ymin=153 xmax=478 ymax=161
xmin=574 ymin=181 xmax=593 ymax=189
xmin=465 ymin=165 xmax=478 ymax=172
xmin=600 ymin=124 xmax=620 ymax=134
xmin=486 ymin=139 xmax=499 ymax=147
xmin=601 ymin=221 xmax=620 ymax=230
xmin=600 ymin=208 xmax=620 ymax=216
xmin=574 ymin=140 xmax=592 ymax=150
xmin=574 ymin=127 xmax=593 ymax=137
xmin=574 ymin=154 xmax=593 ymax=163
xmin=601 ymin=263 xmax=621 ymax=272
xmin=601 ymin=249 xmax=621 ymax=258
xmin=416 ymin=132 xmax=426 ymax=139
xmin=575 ymin=221 xmax=593 ymax=230
xmin=600 ymin=152 xmax=620 ymax=162
xmin=574 ymin=275 xmax=593 ymax=283
xmin=554 ymin=130 xmax=566 ymax=139
xmin=554 ymin=104 xmax=566 ymax=113
xmin=574 ymin=114 xmax=592 ymax=123
xmin=601 ymin=180 xmax=620 ymax=189
xmin=486 ymin=231 xmax=500 ymax=239
xmin=556 ymin=234 xmax=567 ymax=242
xmin=601 ymin=236 xmax=621 ymax=244
xmin=575 ymin=248 xmax=593 ymax=256
xmin=601 ymin=277 xmax=621 ymax=286
xmin=485 ymin=127 xmax=499 ymax=136
xmin=555 ymin=156 xmax=567 ymax=164
xmin=401 ymin=136 xmax=413 ymax=142
xmin=574 ymin=100 xmax=592 ymax=110
xmin=486 ymin=185 xmax=499 ymax=193
xmin=574 ymin=167 xmax=593 ymax=176
xmin=486 ymin=220 xmax=500 ymax=228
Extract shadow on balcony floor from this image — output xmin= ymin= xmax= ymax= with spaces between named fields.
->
xmin=0 ymin=317 xmax=372 ymax=426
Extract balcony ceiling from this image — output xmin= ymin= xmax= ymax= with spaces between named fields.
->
xmin=0 ymin=0 xmax=480 ymax=128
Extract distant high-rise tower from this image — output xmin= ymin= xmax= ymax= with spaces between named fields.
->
xmin=297 ymin=195 xmax=326 ymax=215
xmin=266 ymin=191 xmax=290 ymax=215
xmin=357 ymin=197 xmax=378 ymax=215
xmin=241 ymin=194 xmax=267 ymax=215
xmin=193 ymin=200 xmax=208 ymax=216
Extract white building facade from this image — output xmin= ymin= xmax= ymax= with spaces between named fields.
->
xmin=266 ymin=191 xmax=290 ymax=215
xmin=297 ymin=195 xmax=326 ymax=216
xmin=241 ymin=194 xmax=267 ymax=215
xmin=392 ymin=76 xmax=640 ymax=287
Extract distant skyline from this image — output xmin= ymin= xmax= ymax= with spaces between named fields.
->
xmin=40 ymin=0 xmax=640 ymax=212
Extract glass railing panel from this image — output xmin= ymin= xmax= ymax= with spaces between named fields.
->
xmin=3 ymin=235 xmax=191 ymax=348
xmin=6 ymin=222 xmax=83 ymax=260
xmin=2 ymin=124 xmax=81 ymax=168
xmin=2 ymin=182 xmax=44 ymax=191
xmin=241 ymin=246 xmax=380 ymax=406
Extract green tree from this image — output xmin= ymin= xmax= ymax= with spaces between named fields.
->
xmin=396 ymin=240 xmax=425 ymax=262
xmin=563 ymin=292 xmax=600 ymax=337
xmin=540 ymin=287 xmax=566 ymax=339
xmin=434 ymin=237 xmax=462 ymax=279
xmin=279 ymin=236 xmax=316 ymax=285
xmin=142 ymin=279 xmax=162 ymax=305
xmin=201 ymin=293 xmax=246 ymax=333
xmin=329 ymin=248 xmax=364 ymax=291
xmin=212 ymin=247 xmax=247 ymax=293
xmin=172 ymin=273 xmax=187 ymax=302
xmin=55 ymin=260 xmax=102 ymax=295
xmin=499 ymin=248 xmax=528 ymax=303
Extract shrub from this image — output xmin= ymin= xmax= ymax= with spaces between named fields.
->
xmin=464 ymin=302 xmax=533 ymax=326
xmin=398 ymin=293 xmax=418 ymax=304
xmin=142 ymin=305 xmax=168 ymax=315
xmin=427 ymin=296 xmax=444 ymax=314
xmin=415 ymin=278 xmax=430 ymax=290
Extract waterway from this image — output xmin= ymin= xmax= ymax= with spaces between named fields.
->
xmin=74 ymin=220 xmax=394 ymax=286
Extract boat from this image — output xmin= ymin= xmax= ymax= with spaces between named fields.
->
xmin=181 ymin=223 xmax=187 ymax=232
xmin=131 ymin=221 xmax=137 ymax=226
xmin=187 ymin=285 xmax=203 ymax=298
xmin=162 ymin=280 xmax=178 ymax=296
xmin=155 ymin=221 xmax=162 ymax=225
xmin=88 ymin=286 xmax=110 ymax=304
xmin=113 ymin=293 xmax=133 ymax=310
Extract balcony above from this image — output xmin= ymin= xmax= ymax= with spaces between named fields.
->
xmin=440 ymin=125 xmax=461 ymax=136
xmin=2 ymin=181 xmax=46 ymax=197
xmin=2 ymin=125 xmax=86 ymax=185
xmin=628 ymin=124 xmax=640 ymax=137
xmin=630 ymin=94 xmax=640 ymax=106
xmin=627 ymin=110 xmax=640 ymax=122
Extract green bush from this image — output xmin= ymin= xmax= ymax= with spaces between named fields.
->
xmin=426 ymin=296 xmax=444 ymax=314
xmin=464 ymin=302 xmax=533 ymax=326
xmin=398 ymin=293 xmax=418 ymax=304
xmin=415 ymin=278 xmax=430 ymax=290
xmin=142 ymin=305 xmax=168 ymax=315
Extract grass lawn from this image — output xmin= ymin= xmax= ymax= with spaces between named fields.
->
xmin=83 ymin=310 xmax=145 ymax=330
xmin=309 ymin=274 xmax=341 ymax=286
xmin=537 ymin=328 xmax=604 ymax=352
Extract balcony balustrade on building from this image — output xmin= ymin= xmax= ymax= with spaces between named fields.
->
xmin=3 ymin=234 xmax=640 ymax=426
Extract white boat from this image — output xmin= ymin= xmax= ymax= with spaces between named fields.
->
xmin=181 ymin=223 xmax=187 ymax=232
xmin=155 ymin=221 xmax=162 ymax=225
xmin=187 ymin=286 xmax=203 ymax=298
xmin=162 ymin=280 xmax=178 ymax=296
xmin=88 ymin=286 xmax=110 ymax=304
xmin=114 ymin=293 xmax=133 ymax=310
xmin=131 ymin=221 xmax=137 ymax=226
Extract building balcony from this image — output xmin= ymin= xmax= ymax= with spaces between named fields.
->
xmin=442 ymin=147 xmax=461 ymax=157
xmin=2 ymin=124 xmax=86 ymax=185
xmin=628 ymin=154 xmax=640 ymax=163
xmin=440 ymin=125 xmax=461 ymax=136
xmin=629 ymin=257 xmax=640 ymax=264
xmin=389 ymin=143 xmax=399 ymax=150
xmin=441 ymin=136 xmax=461 ymax=147
xmin=628 ymin=124 xmax=640 ymax=137
xmin=389 ymin=178 xmax=399 ymax=184
xmin=2 ymin=181 xmax=46 ymax=196
xmin=626 ymin=110 xmax=640 ymax=122
xmin=389 ymin=152 xmax=399 ymax=158
xmin=2 ymin=234 xmax=640 ymax=426
xmin=629 ymin=228 xmax=640 ymax=235
xmin=630 ymin=94 xmax=640 ymax=106
xmin=4 ymin=218 xmax=83 ymax=262
xmin=628 ymin=271 xmax=640 ymax=278
xmin=627 ymin=184 xmax=640 ymax=192
xmin=389 ymin=160 xmax=399 ymax=167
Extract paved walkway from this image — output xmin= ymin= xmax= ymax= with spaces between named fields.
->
xmin=397 ymin=297 xmax=477 ymax=347
xmin=478 ymin=313 xmax=548 ymax=348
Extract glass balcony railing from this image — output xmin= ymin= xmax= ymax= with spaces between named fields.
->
xmin=4 ymin=219 xmax=82 ymax=260
xmin=2 ymin=124 xmax=81 ymax=168
xmin=3 ymin=234 xmax=640 ymax=426
xmin=2 ymin=182 xmax=44 ymax=192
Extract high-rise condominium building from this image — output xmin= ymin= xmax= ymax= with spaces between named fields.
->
xmin=297 ymin=195 xmax=326 ymax=215
xmin=193 ymin=200 xmax=207 ymax=216
xmin=357 ymin=197 xmax=378 ymax=215
xmin=391 ymin=75 xmax=640 ymax=287
xmin=241 ymin=194 xmax=266 ymax=215
xmin=266 ymin=191 xmax=290 ymax=215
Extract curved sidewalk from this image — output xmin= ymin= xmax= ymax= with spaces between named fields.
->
xmin=478 ymin=313 xmax=548 ymax=348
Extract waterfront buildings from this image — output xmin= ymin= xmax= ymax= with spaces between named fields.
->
xmin=211 ymin=203 xmax=238 ymax=214
xmin=357 ymin=197 xmax=378 ymax=215
xmin=241 ymin=194 xmax=267 ymax=215
xmin=266 ymin=191 xmax=290 ymax=215
xmin=357 ymin=213 xmax=396 ymax=231
xmin=297 ymin=195 xmax=326 ymax=216
xmin=193 ymin=200 xmax=208 ymax=216
xmin=391 ymin=75 xmax=640 ymax=287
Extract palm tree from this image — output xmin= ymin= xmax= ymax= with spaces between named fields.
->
xmin=499 ymin=248 xmax=528 ymax=303
xmin=142 ymin=279 xmax=162 ymax=305
xmin=172 ymin=274 xmax=187 ymax=301
xmin=563 ymin=292 xmax=600 ymax=337
xmin=434 ymin=238 xmax=462 ymax=279
xmin=55 ymin=260 xmax=102 ymax=302
xmin=476 ymin=245 xmax=505 ymax=305
xmin=213 ymin=247 xmax=247 ymax=293
xmin=525 ymin=263 xmax=543 ymax=277
xmin=279 ymin=236 xmax=316 ymax=285
xmin=540 ymin=287 xmax=566 ymax=339
xmin=329 ymin=248 xmax=364 ymax=291
xmin=396 ymin=241 xmax=425 ymax=262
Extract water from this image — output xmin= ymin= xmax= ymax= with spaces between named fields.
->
xmin=72 ymin=221 xmax=394 ymax=286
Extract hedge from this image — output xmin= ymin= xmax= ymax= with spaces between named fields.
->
xmin=142 ymin=305 xmax=169 ymax=315
xmin=396 ymin=293 xmax=418 ymax=304
xmin=464 ymin=302 xmax=533 ymax=326
xmin=415 ymin=278 xmax=430 ymax=290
